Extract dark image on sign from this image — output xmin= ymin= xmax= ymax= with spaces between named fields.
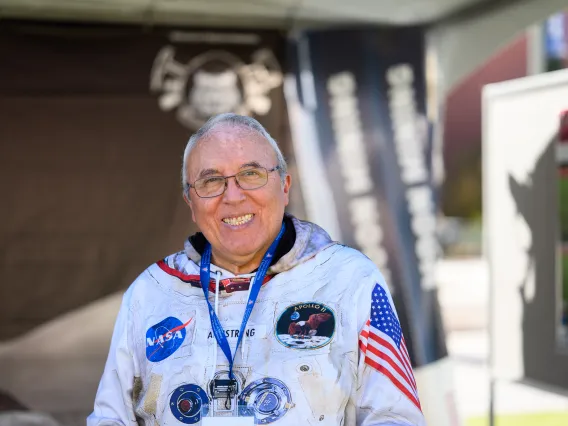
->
xmin=150 ymin=45 xmax=283 ymax=131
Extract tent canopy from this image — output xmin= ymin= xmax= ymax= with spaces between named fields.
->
xmin=0 ymin=0 xmax=495 ymax=27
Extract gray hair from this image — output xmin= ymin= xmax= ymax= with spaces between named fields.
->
xmin=181 ymin=113 xmax=288 ymax=190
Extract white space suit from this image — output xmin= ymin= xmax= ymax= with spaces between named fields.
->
xmin=88 ymin=216 xmax=426 ymax=426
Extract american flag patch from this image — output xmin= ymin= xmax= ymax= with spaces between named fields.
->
xmin=359 ymin=283 xmax=421 ymax=410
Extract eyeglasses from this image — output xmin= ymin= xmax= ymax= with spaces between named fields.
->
xmin=186 ymin=165 xmax=281 ymax=198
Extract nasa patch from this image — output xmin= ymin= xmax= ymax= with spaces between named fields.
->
xmin=146 ymin=316 xmax=193 ymax=362
xmin=170 ymin=383 xmax=209 ymax=424
xmin=275 ymin=302 xmax=335 ymax=350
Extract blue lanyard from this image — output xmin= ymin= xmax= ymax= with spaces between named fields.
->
xmin=200 ymin=223 xmax=285 ymax=379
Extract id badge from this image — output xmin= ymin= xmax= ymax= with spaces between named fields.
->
xmin=202 ymin=372 xmax=255 ymax=425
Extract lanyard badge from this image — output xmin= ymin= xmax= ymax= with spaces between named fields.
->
xmin=200 ymin=223 xmax=285 ymax=380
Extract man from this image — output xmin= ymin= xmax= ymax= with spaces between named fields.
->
xmin=88 ymin=113 xmax=426 ymax=426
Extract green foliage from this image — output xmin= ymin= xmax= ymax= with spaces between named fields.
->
xmin=559 ymin=176 xmax=568 ymax=240
xmin=441 ymin=148 xmax=482 ymax=219
xmin=563 ymin=252 xmax=568 ymax=307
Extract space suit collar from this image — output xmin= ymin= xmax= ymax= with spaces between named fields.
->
xmin=184 ymin=214 xmax=336 ymax=276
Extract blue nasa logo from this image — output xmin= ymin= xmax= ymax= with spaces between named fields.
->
xmin=145 ymin=317 xmax=192 ymax=362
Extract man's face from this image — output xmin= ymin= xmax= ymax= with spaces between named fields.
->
xmin=185 ymin=126 xmax=291 ymax=265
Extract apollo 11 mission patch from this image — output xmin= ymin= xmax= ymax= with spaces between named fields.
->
xmin=275 ymin=302 xmax=335 ymax=350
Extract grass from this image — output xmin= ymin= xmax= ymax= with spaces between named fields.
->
xmin=559 ymin=175 xmax=568 ymax=239
xmin=467 ymin=412 xmax=568 ymax=426
xmin=563 ymin=252 xmax=568 ymax=306
xmin=560 ymin=175 xmax=568 ymax=308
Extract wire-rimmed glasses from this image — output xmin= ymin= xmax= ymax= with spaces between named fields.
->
xmin=186 ymin=165 xmax=281 ymax=198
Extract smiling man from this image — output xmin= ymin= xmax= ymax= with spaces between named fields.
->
xmin=88 ymin=113 xmax=426 ymax=426
xmin=182 ymin=120 xmax=290 ymax=275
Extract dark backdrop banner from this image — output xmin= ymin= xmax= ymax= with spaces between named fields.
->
xmin=0 ymin=20 xmax=291 ymax=340
xmin=286 ymin=27 xmax=447 ymax=367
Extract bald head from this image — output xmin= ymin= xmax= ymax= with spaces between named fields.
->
xmin=181 ymin=113 xmax=287 ymax=189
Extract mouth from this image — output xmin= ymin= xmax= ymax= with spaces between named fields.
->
xmin=221 ymin=213 xmax=255 ymax=227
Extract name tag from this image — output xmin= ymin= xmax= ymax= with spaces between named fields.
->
xmin=203 ymin=417 xmax=254 ymax=426
xmin=207 ymin=324 xmax=267 ymax=341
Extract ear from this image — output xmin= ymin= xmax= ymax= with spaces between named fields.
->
xmin=282 ymin=174 xmax=291 ymax=206
xmin=183 ymin=190 xmax=197 ymax=223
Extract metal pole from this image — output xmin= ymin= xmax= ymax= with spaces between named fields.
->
xmin=489 ymin=378 xmax=495 ymax=426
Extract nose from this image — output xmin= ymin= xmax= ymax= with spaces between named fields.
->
xmin=222 ymin=176 xmax=246 ymax=203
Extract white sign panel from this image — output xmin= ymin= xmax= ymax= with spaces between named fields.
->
xmin=483 ymin=69 xmax=568 ymax=384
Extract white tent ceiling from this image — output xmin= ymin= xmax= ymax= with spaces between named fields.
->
xmin=1 ymin=0 xmax=563 ymax=93
xmin=0 ymin=0 xmax=494 ymax=27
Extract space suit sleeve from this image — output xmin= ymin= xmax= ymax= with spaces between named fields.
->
xmin=354 ymin=274 xmax=426 ymax=426
xmin=87 ymin=289 xmax=137 ymax=426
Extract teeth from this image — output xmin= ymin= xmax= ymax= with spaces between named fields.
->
xmin=222 ymin=214 xmax=253 ymax=226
